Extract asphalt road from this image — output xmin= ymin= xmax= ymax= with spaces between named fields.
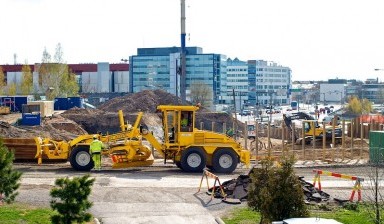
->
xmin=13 ymin=160 xmax=381 ymax=224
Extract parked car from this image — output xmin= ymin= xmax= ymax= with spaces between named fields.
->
xmin=240 ymin=110 xmax=251 ymax=116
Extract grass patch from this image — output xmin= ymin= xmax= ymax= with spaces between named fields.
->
xmin=222 ymin=203 xmax=383 ymax=224
xmin=0 ymin=203 xmax=55 ymax=224
xmin=222 ymin=207 xmax=261 ymax=224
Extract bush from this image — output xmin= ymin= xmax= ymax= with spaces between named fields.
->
xmin=0 ymin=139 xmax=22 ymax=204
xmin=248 ymin=156 xmax=309 ymax=223
xmin=50 ymin=174 xmax=95 ymax=224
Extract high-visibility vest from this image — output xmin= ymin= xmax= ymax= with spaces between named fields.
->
xmin=90 ymin=140 xmax=104 ymax=153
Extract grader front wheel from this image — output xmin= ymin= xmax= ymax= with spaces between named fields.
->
xmin=69 ymin=146 xmax=94 ymax=171
xmin=180 ymin=147 xmax=206 ymax=172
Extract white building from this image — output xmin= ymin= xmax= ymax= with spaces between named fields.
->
xmin=226 ymin=58 xmax=249 ymax=110
xmin=320 ymin=83 xmax=346 ymax=104
xmin=248 ymin=60 xmax=291 ymax=107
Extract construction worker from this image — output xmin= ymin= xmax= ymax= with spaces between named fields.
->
xmin=89 ymin=134 xmax=105 ymax=171
xmin=181 ymin=114 xmax=188 ymax=127
xmin=226 ymin=128 xmax=234 ymax=137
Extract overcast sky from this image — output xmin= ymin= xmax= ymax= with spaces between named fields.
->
xmin=1 ymin=0 xmax=384 ymax=81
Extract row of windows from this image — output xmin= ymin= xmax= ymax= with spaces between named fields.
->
xmin=257 ymin=79 xmax=288 ymax=83
xmin=257 ymin=68 xmax=288 ymax=72
xmin=227 ymin=74 xmax=248 ymax=77
xmin=227 ymin=79 xmax=248 ymax=83
xmin=226 ymin=86 xmax=248 ymax=90
xmin=227 ymin=68 xmax=247 ymax=72
xmin=256 ymin=73 xmax=288 ymax=78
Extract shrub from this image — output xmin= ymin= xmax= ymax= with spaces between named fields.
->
xmin=0 ymin=139 xmax=22 ymax=204
xmin=50 ymin=174 xmax=95 ymax=224
xmin=248 ymin=156 xmax=309 ymax=223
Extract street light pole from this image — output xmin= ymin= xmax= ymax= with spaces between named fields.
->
xmin=321 ymin=93 xmax=326 ymax=105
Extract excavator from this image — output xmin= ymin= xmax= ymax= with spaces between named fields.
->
xmin=283 ymin=111 xmax=342 ymax=145
xmin=33 ymin=105 xmax=250 ymax=173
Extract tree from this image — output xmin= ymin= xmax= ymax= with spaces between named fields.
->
xmin=248 ymin=157 xmax=308 ymax=223
xmin=0 ymin=139 xmax=22 ymax=204
xmin=7 ymin=83 xmax=17 ymax=96
xmin=50 ymin=174 xmax=95 ymax=224
xmin=189 ymin=81 xmax=212 ymax=107
xmin=20 ymin=62 xmax=33 ymax=95
xmin=38 ymin=43 xmax=79 ymax=100
xmin=346 ymin=96 xmax=372 ymax=115
xmin=362 ymin=98 xmax=373 ymax=114
xmin=0 ymin=66 xmax=5 ymax=95
xmin=362 ymin=149 xmax=384 ymax=224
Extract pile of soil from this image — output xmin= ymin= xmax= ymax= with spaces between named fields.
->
xmin=0 ymin=89 xmax=238 ymax=141
xmin=98 ymin=89 xmax=184 ymax=113
xmin=0 ymin=114 xmax=87 ymax=141
xmin=62 ymin=89 xmax=238 ymax=136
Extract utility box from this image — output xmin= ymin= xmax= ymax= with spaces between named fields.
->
xmin=22 ymin=113 xmax=41 ymax=126
xmin=369 ymin=131 xmax=384 ymax=164
xmin=26 ymin=101 xmax=54 ymax=118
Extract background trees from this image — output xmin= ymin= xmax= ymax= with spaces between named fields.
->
xmin=38 ymin=43 xmax=79 ymax=100
xmin=0 ymin=66 xmax=5 ymax=95
xmin=189 ymin=81 xmax=212 ymax=107
xmin=346 ymin=96 xmax=372 ymax=115
xmin=20 ymin=62 xmax=33 ymax=95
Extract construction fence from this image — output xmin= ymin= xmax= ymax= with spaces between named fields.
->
xmin=198 ymin=116 xmax=382 ymax=163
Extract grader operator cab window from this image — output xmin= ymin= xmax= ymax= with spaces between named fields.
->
xmin=180 ymin=111 xmax=193 ymax=132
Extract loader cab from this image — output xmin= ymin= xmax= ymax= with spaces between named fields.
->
xmin=157 ymin=105 xmax=197 ymax=145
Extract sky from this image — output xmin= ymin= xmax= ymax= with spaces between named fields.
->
xmin=1 ymin=0 xmax=384 ymax=81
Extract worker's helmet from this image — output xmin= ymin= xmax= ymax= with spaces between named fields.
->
xmin=93 ymin=134 xmax=98 ymax=139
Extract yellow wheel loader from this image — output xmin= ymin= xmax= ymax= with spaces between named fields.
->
xmin=34 ymin=105 xmax=250 ymax=173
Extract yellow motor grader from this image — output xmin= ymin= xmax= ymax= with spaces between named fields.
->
xmin=34 ymin=105 xmax=250 ymax=173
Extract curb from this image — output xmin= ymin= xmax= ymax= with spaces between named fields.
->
xmin=215 ymin=217 xmax=225 ymax=224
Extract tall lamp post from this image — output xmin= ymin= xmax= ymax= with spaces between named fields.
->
xmin=321 ymin=93 xmax=326 ymax=105
xmin=334 ymin=90 xmax=344 ymax=108
xmin=374 ymin=68 xmax=384 ymax=104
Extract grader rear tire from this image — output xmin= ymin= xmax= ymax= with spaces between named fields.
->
xmin=212 ymin=148 xmax=238 ymax=174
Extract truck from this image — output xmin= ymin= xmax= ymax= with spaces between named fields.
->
xmin=34 ymin=105 xmax=250 ymax=173
xmin=283 ymin=111 xmax=342 ymax=144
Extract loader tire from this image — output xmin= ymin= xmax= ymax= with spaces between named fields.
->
xmin=212 ymin=148 xmax=238 ymax=174
xmin=70 ymin=146 xmax=94 ymax=171
xmin=180 ymin=147 xmax=206 ymax=172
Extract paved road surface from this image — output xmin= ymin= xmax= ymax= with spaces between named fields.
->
xmin=14 ymin=159 xmax=378 ymax=224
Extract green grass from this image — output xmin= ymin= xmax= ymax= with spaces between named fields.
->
xmin=222 ymin=204 xmax=383 ymax=224
xmin=0 ymin=203 xmax=55 ymax=224
xmin=222 ymin=207 xmax=261 ymax=224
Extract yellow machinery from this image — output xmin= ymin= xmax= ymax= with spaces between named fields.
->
xmin=283 ymin=112 xmax=342 ymax=144
xmin=34 ymin=105 xmax=250 ymax=173
xmin=0 ymin=106 xmax=10 ymax=115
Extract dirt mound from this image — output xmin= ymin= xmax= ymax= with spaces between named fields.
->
xmin=98 ymin=89 xmax=183 ymax=113
xmin=0 ymin=114 xmax=88 ymax=141
xmin=0 ymin=90 xmax=235 ymax=142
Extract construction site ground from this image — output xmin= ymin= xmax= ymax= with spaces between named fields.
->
xmin=13 ymin=161 xmax=372 ymax=224
xmin=0 ymin=90 xmax=373 ymax=223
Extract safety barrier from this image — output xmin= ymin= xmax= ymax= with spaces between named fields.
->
xmin=312 ymin=169 xmax=364 ymax=201
xmin=197 ymin=168 xmax=226 ymax=200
